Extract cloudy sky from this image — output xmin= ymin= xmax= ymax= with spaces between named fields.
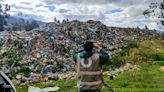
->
xmin=0 ymin=0 xmax=163 ymax=29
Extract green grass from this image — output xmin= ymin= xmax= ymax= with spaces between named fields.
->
xmin=105 ymin=64 xmax=164 ymax=90
xmin=16 ymin=64 xmax=164 ymax=92
xmin=16 ymin=38 xmax=164 ymax=92
xmin=17 ymin=78 xmax=77 ymax=92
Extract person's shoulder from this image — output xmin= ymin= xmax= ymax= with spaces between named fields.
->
xmin=93 ymin=52 xmax=99 ymax=55
xmin=92 ymin=52 xmax=100 ymax=58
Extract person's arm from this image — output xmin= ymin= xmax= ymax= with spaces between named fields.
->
xmin=99 ymin=49 xmax=109 ymax=65
xmin=72 ymin=50 xmax=83 ymax=63
xmin=93 ymin=42 xmax=109 ymax=65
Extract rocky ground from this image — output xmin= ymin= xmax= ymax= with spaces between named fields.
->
xmin=0 ymin=20 xmax=157 ymax=85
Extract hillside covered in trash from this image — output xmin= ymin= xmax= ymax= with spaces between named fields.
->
xmin=17 ymin=38 xmax=164 ymax=92
xmin=0 ymin=20 xmax=157 ymax=86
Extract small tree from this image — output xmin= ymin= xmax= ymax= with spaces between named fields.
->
xmin=2 ymin=49 xmax=25 ymax=76
xmin=30 ymin=20 xmax=39 ymax=30
xmin=0 ymin=4 xmax=10 ymax=31
xmin=143 ymin=1 xmax=164 ymax=30
xmin=19 ymin=66 xmax=31 ymax=77
xmin=25 ymin=20 xmax=39 ymax=31
xmin=145 ymin=25 xmax=149 ymax=30
xmin=0 ymin=15 xmax=4 ymax=31
xmin=54 ymin=17 xmax=57 ymax=22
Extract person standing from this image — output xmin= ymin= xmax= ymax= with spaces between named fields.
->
xmin=73 ymin=41 xmax=109 ymax=92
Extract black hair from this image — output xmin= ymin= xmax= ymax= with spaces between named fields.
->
xmin=83 ymin=41 xmax=93 ymax=52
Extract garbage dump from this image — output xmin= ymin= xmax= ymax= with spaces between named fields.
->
xmin=0 ymin=20 xmax=156 ymax=86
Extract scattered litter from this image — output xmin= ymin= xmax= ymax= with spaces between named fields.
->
xmin=28 ymin=86 xmax=60 ymax=92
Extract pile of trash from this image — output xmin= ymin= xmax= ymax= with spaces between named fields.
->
xmin=0 ymin=20 xmax=156 ymax=85
xmin=33 ymin=20 xmax=156 ymax=50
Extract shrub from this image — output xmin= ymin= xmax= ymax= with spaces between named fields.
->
xmin=104 ymin=40 xmax=139 ymax=69
xmin=149 ymin=53 xmax=164 ymax=61
xmin=120 ymin=39 xmax=139 ymax=56
xmin=19 ymin=66 xmax=31 ymax=77
xmin=125 ymin=39 xmax=139 ymax=50
xmin=102 ymin=60 xmax=113 ymax=71
xmin=103 ymin=51 xmax=127 ymax=70
xmin=2 ymin=49 xmax=25 ymax=66
xmin=111 ymin=52 xmax=126 ymax=68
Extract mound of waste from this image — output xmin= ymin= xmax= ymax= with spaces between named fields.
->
xmin=0 ymin=20 xmax=156 ymax=85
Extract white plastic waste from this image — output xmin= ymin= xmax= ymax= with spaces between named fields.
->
xmin=28 ymin=86 xmax=60 ymax=92
xmin=28 ymin=86 xmax=42 ymax=92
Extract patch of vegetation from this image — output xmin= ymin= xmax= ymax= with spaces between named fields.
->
xmin=2 ymin=49 xmax=25 ymax=66
xmin=2 ymin=48 xmax=26 ymax=77
xmin=138 ymin=39 xmax=164 ymax=63
xmin=161 ymin=33 xmax=164 ymax=40
xmin=125 ymin=39 xmax=139 ymax=50
xmin=109 ymin=52 xmax=127 ymax=68
xmin=19 ymin=66 xmax=31 ymax=77
xmin=105 ymin=39 xmax=139 ymax=69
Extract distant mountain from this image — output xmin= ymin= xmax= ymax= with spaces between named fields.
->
xmin=13 ymin=14 xmax=45 ymax=26
xmin=3 ymin=15 xmax=45 ymax=31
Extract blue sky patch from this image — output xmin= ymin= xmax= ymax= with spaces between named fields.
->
xmin=104 ymin=7 xmax=123 ymax=14
xmin=47 ymin=5 xmax=55 ymax=12
xmin=116 ymin=20 xmax=124 ymax=24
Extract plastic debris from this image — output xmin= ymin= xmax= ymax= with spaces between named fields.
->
xmin=28 ymin=86 xmax=60 ymax=92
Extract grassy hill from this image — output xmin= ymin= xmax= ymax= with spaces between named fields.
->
xmin=17 ymin=38 xmax=164 ymax=92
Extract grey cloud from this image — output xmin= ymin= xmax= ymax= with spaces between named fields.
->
xmin=0 ymin=0 xmax=4 ymax=2
xmin=40 ymin=0 xmax=117 ymax=5
xmin=40 ymin=0 xmax=162 ymax=5
xmin=20 ymin=2 xmax=32 ymax=5
xmin=24 ymin=0 xmax=162 ymax=29
xmin=62 ymin=12 xmax=105 ymax=21
xmin=58 ymin=9 xmax=70 ymax=14
xmin=126 ymin=6 xmax=145 ymax=17
xmin=55 ymin=4 xmax=105 ymax=21
xmin=112 ymin=0 xmax=162 ymax=7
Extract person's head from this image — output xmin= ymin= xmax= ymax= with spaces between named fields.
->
xmin=83 ymin=41 xmax=93 ymax=52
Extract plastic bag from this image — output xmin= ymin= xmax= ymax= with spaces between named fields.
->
xmin=28 ymin=86 xmax=60 ymax=92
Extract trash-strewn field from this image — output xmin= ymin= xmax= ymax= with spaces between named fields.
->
xmin=17 ymin=65 xmax=164 ymax=92
xmin=0 ymin=20 xmax=156 ymax=85
xmin=0 ymin=1 xmax=164 ymax=92
xmin=17 ymin=39 xmax=164 ymax=92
